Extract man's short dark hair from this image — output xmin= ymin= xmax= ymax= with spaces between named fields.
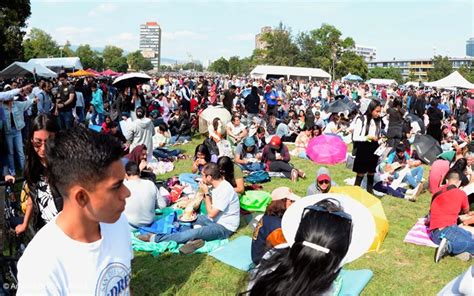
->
xmin=125 ymin=161 xmax=140 ymax=176
xmin=202 ymin=163 xmax=221 ymax=180
xmin=58 ymin=73 xmax=68 ymax=79
xmin=446 ymin=169 xmax=461 ymax=182
xmin=46 ymin=126 xmax=123 ymax=198
xmin=229 ymin=85 xmax=237 ymax=90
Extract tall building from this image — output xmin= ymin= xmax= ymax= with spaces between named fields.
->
xmin=354 ymin=45 xmax=377 ymax=62
xmin=467 ymin=38 xmax=474 ymax=57
xmin=367 ymin=56 xmax=474 ymax=80
xmin=139 ymin=22 xmax=161 ymax=70
xmin=255 ymin=26 xmax=272 ymax=50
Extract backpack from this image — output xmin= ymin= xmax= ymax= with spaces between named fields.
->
xmin=244 ymin=171 xmax=271 ymax=184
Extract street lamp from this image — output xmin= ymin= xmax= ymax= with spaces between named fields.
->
xmin=59 ymin=46 xmax=64 ymax=58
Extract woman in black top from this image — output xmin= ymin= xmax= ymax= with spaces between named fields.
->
xmin=427 ymin=100 xmax=443 ymax=143
xmin=386 ymin=97 xmax=405 ymax=147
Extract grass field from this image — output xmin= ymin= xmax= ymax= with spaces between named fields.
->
xmin=131 ymin=136 xmax=472 ymax=295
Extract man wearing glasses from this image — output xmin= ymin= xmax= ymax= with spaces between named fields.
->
xmin=55 ymin=73 xmax=76 ymax=129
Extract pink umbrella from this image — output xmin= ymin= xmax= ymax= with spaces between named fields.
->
xmin=100 ymin=69 xmax=120 ymax=76
xmin=86 ymin=68 xmax=100 ymax=75
xmin=306 ymin=135 xmax=347 ymax=165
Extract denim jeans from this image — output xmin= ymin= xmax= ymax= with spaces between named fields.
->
xmin=374 ymin=182 xmax=407 ymax=198
xmin=59 ymin=111 xmax=74 ymax=130
xmin=153 ymin=147 xmax=181 ymax=159
xmin=403 ymin=167 xmax=424 ymax=188
xmin=91 ymin=112 xmax=104 ymax=126
xmin=170 ymin=135 xmax=191 ymax=145
xmin=4 ymin=129 xmax=25 ymax=176
xmin=468 ymin=113 xmax=474 ymax=135
xmin=430 ymin=226 xmax=474 ymax=255
xmin=75 ymin=106 xmax=85 ymax=123
xmin=238 ymin=162 xmax=265 ymax=172
xmin=153 ymin=215 xmax=233 ymax=244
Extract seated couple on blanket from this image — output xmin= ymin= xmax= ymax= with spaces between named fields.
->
xmin=137 ymin=163 xmax=240 ymax=254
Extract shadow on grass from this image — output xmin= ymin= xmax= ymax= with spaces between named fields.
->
xmin=131 ymin=252 xmax=206 ymax=295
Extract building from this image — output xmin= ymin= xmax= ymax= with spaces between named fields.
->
xmin=467 ymin=38 xmax=474 ymax=57
xmin=139 ymin=22 xmax=161 ymax=70
xmin=255 ymin=26 xmax=272 ymax=50
xmin=354 ymin=45 xmax=377 ymax=62
xmin=367 ymin=57 xmax=474 ymax=81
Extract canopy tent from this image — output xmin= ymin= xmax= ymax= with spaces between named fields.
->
xmin=86 ymin=68 xmax=100 ymax=75
xmin=342 ymin=73 xmax=363 ymax=82
xmin=366 ymin=78 xmax=398 ymax=85
xmin=424 ymin=71 xmax=474 ymax=89
xmin=0 ymin=62 xmax=57 ymax=79
xmin=27 ymin=57 xmax=83 ymax=72
xmin=404 ymin=81 xmax=420 ymax=87
xmin=250 ymin=65 xmax=331 ymax=81
xmin=100 ymin=69 xmax=120 ymax=76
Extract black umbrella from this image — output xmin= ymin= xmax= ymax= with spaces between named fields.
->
xmin=341 ymin=97 xmax=358 ymax=111
xmin=405 ymin=114 xmax=426 ymax=134
xmin=112 ymin=72 xmax=151 ymax=89
xmin=324 ymin=100 xmax=353 ymax=113
xmin=413 ymin=134 xmax=442 ymax=165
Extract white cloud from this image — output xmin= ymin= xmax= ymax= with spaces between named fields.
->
xmin=54 ymin=26 xmax=96 ymax=44
xmin=105 ymin=32 xmax=139 ymax=51
xmin=88 ymin=3 xmax=118 ymax=17
xmin=227 ymin=33 xmax=254 ymax=41
xmin=162 ymin=31 xmax=208 ymax=41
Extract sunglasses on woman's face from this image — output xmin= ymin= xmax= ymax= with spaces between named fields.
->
xmin=318 ymin=180 xmax=330 ymax=185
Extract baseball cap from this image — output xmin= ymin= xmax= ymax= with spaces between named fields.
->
xmin=271 ymin=187 xmax=300 ymax=201
xmin=269 ymin=136 xmax=281 ymax=149
xmin=243 ymin=136 xmax=255 ymax=147
xmin=317 ymin=174 xmax=331 ymax=182
xmin=281 ymin=194 xmax=376 ymax=266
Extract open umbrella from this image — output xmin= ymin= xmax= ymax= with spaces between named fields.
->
xmin=413 ymin=134 xmax=442 ymax=165
xmin=405 ymin=114 xmax=426 ymax=134
xmin=68 ymin=69 xmax=96 ymax=77
xmin=324 ymin=99 xmax=353 ymax=113
xmin=101 ymin=69 xmax=120 ymax=76
xmin=330 ymin=186 xmax=388 ymax=252
xmin=113 ymin=72 xmax=151 ymax=89
xmin=306 ymin=134 xmax=347 ymax=165
xmin=86 ymin=68 xmax=100 ymax=75
xmin=343 ymin=73 xmax=363 ymax=82
xmin=199 ymin=105 xmax=232 ymax=134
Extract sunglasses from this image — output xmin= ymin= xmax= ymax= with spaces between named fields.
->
xmin=32 ymin=139 xmax=47 ymax=148
xmin=318 ymin=180 xmax=330 ymax=185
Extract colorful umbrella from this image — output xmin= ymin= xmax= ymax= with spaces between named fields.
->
xmin=330 ymin=186 xmax=389 ymax=252
xmin=306 ymin=135 xmax=347 ymax=165
xmin=68 ymin=69 xmax=96 ymax=77
xmin=101 ymin=69 xmax=120 ymax=76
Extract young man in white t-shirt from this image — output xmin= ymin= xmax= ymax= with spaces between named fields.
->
xmin=138 ymin=163 xmax=240 ymax=254
xmin=17 ymin=127 xmax=132 ymax=295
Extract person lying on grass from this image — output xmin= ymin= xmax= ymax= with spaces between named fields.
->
xmin=137 ymin=163 xmax=240 ymax=255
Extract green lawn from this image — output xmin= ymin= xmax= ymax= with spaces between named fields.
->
xmin=131 ymin=137 xmax=471 ymax=295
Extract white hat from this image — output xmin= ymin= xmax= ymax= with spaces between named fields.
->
xmin=281 ymin=193 xmax=376 ymax=266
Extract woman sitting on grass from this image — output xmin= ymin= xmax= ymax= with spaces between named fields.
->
xmin=179 ymin=144 xmax=216 ymax=190
xmin=217 ymin=156 xmax=245 ymax=194
xmin=261 ymin=136 xmax=305 ymax=182
xmin=290 ymin=127 xmax=312 ymax=159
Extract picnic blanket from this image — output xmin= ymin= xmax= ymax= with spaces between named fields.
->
xmin=137 ymin=212 xmax=180 ymax=235
xmin=131 ymin=234 xmax=228 ymax=256
xmin=403 ymin=218 xmax=438 ymax=248
xmin=339 ymin=269 xmax=374 ymax=296
xmin=209 ymin=236 xmax=253 ymax=271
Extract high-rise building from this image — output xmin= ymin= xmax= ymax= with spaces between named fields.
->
xmin=139 ymin=22 xmax=161 ymax=70
xmin=467 ymin=37 xmax=474 ymax=57
xmin=354 ymin=45 xmax=377 ymax=62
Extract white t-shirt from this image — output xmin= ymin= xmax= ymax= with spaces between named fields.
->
xmin=124 ymin=178 xmax=166 ymax=227
xmin=227 ymin=122 xmax=246 ymax=137
xmin=210 ymin=180 xmax=240 ymax=232
xmin=17 ymin=214 xmax=133 ymax=295
xmin=323 ymin=121 xmax=338 ymax=134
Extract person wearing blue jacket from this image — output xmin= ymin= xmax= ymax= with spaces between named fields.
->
xmin=90 ymin=83 xmax=104 ymax=125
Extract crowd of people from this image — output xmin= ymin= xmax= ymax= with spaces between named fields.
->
xmin=0 ymin=70 xmax=473 ymax=294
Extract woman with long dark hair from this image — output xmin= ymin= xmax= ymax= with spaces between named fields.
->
xmin=386 ymin=97 xmax=405 ymax=147
xmin=352 ymin=99 xmax=382 ymax=194
xmin=15 ymin=115 xmax=60 ymax=234
xmin=217 ymin=156 xmax=244 ymax=194
xmin=246 ymin=195 xmax=375 ymax=295
xmin=427 ymin=99 xmax=443 ymax=143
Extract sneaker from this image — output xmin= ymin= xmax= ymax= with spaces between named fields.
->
xmin=405 ymin=189 xmax=415 ymax=195
xmin=404 ymin=194 xmax=417 ymax=202
xmin=455 ymin=252 xmax=472 ymax=262
xmin=179 ymin=239 xmax=205 ymax=255
xmin=136 ymin=234 xmax=153 ymax=242
xmin=290 ymin=169 xmax=299 ymax=182
xmin=435 ymin=238 xmax=449 ymax=263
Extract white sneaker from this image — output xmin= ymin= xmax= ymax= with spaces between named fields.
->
xmin=404 ymin=194 xmax=417 ymax=202
xmin=435 ymin=238 xmax=449 ymax=263
xmin=455 ymin=252 xmax=472 ymax=262
xmin=406 ymin=189 xmax=415 ymax=195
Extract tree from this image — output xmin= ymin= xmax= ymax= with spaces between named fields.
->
xmin=127 ymin=51 xmax=153 ymax=71
xmin=407 ymin=71 xmax=418 ymax=82
xmin=260 ymin=22 xmax=299 ymax=66
xmin=228 ymin=56 xmax=241 ymax=75
xmin=368 ymin=67 xmax=403 ymax=83
xmin=181 ymin=62 xmax=203 ymax=72
xmin=102 ymin=45 xmax=128 ymax=72
xmin=208 ymin=57 xmax=229 ymax=74
xmin=458 ymin=64 xmax=474 ymax=83
xmin=61 ymin=41 xmax=75 ymax=57
xmin=335 ymin=51 xmax=368 ymax=79
xmin=23 ymin=28 xmax=60 ymax=61
xmin=428 ymin=55 xmax=452 ymax=81
xmin=159 ymin=65 xmax=173 ymax=72
xmin=0 ymin=1 xmax=31 ymax=68
xmin=76 ymin=44 xmax=103 ymax=70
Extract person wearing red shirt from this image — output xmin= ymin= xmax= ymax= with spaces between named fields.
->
xmin=429 ymin=170 xmax=473 ymax=262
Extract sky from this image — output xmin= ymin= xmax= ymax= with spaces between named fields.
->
xmin=28 ymin=0 xmax=474 ymax=66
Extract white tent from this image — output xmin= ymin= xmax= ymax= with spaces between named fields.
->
xmin=27 ymin=57 xmax=83 ymax=72
xmin=0 ymin=62 xmax=57 ymax=79
xmin=366 ymin=78 xmax=398 ymax=85
xmin=404 ymin=81 xmax=420 ymax=87
xmin=424 ymin=71 xmax=474 ymax=89
xmin=250 ymin=65 xmax=331 ymax=81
